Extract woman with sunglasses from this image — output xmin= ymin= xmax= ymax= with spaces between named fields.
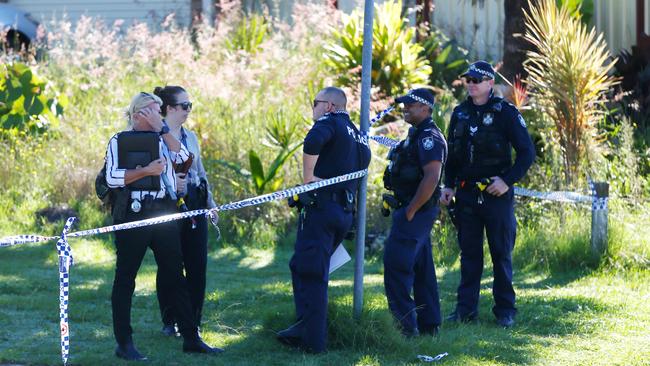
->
xmin=152 ymin=86 xmax=218 ymax=339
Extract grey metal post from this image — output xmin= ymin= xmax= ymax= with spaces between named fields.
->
xmin=353 ymin=0 xmax=374 ymax=319
xmin=590 ymin=182 xmax=609 ymax=256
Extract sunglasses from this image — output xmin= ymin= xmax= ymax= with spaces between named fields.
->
xmin=174 ymin=101 xmax=193 ymax=111
xmin=465 ymin=77 xmax=490 ymax=84
xmin=313 ymin=99 xmax=329 ymax=108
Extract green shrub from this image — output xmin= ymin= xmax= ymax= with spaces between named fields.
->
xmin=0 ymin=61 xmax=66 ymax=139
xmin=225 ymin=13 xmax=270 ymax=55
xmin=324 ymin=0 xmax=431 ymax=97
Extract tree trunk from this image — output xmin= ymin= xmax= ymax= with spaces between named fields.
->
xmin=502 ymin=0 xmax=537 ymax=82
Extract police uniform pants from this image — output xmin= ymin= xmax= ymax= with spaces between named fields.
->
xmin=111 ymin=199 xmax=198 ymax=345
xmin=156 ymin=189 xmax=209 ymax=327
xmin=383 ymin=205 xmax=441 ymax=333
xmin=455 ymin=188 xmax=517 ymax=319
xmin=289 ymin=201 xmax=352 ymax=353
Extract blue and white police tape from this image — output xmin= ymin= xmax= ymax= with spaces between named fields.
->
xmin=1 ymin=168 xmax=368 ymax=246
xmin=417 ymin=352 xmax=449 ymax=362
xmin=56 ymin=217 xmax=75 ymax=366
xmin=369 ymin=106 xmax=395 ymax=127
xmin=513 ymin=186 xmax=593 ymax=204
xmin=0 ymin=168 xmax=368 ymax=365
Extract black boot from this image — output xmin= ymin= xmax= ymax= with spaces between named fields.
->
xmin=115 ymin=340 xmax=148 ymax=361
xmin=182 ymin=337 xmax=224 ymax=354
xmin=276 ymin=320 xmax=304 ymax=347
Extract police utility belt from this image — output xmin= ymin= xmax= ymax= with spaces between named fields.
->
xmin=288 ymin=189 xmax=356 ymax=213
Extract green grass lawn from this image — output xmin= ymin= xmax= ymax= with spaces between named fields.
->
xmin=1 ymin=233 xmax=649 ymax=366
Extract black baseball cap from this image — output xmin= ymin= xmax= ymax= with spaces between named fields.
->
xmin=395 ymin=88 xmax=435 ymax=108
xmin=460 ymin=60 xmax=496 ymax=80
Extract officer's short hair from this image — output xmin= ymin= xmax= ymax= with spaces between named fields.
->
xmin=126 ymin=92 xmax=163 ymax=128
xmin=320 ymin=87 xmax=347 ymax=110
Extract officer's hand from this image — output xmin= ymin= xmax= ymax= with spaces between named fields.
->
xmin=146 ymin=158 xmax=166 ymax=176
xmin=176 ymin=172 xmax=187 ymax=195
xmin=487 ymin=176 xmax=509 ymax=196
xmin=440 ymin=187 xmax=456 ymax=206
xmin=405 ymin=206 xmax=416 ymax=222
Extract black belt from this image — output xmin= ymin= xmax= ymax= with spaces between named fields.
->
xmin=138 ymin=195 xmax=175 ymax=211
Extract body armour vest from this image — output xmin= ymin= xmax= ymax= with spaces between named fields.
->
xmin=448 ymin=97 xmax=512 ymax=180
xmin=383 ymin=121 xmax=442 ymax=206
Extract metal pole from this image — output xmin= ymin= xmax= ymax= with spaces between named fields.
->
xmin=353 ymin=0 xmax=374 ymax=320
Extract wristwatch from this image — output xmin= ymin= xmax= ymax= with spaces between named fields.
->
xmin=159 ymin=125 xmax=170 ymax=136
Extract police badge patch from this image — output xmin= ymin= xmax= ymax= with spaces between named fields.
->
xmin=483 ymin=113 xmax=493 ymax=126
xmin=422 ymin=136 xmax=434 ymax=150
xmin=518 ymin=114 xmax=527 ymax=127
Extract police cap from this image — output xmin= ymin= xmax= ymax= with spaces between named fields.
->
xmin=395 ymin=88 xmax=435 ymax=108
xmin=460 ymin=60 xmax=496 ymax=80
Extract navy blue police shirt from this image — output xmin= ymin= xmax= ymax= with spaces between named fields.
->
xmin=444 ymin=95 xmax=535 ymax=188
xmin=411 ymin=118 xmax=447 ymax=170
xmin=303 ymin=111 xmax=371 ymax=194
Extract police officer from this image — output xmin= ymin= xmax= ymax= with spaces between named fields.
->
xmin=440 ymin=61 xmax=535 ymax=328
xmin=277 ymin=87 xmax=371 ymax=353
xmin=382 ymin=88 xmax=447 ymax=337
xmin=106 ymin=92 xmax=222 ymax=360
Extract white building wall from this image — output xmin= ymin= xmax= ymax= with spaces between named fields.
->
xmin=8 ymin=0 xmax=192 ymax=30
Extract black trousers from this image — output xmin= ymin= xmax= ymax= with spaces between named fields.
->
xmin=156 ymin=212 xmax=208 ymax=327
xmin=111 ymin=199 xmax=198 ymax=345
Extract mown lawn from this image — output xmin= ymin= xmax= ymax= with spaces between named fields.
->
xmin=1 ymin=232 xmax=649 ymax=366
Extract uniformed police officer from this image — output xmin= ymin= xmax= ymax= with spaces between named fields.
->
xmin=440 ymin=61 xmax=535 ymax=328
xmin=277 ymin=87 xmax=371 ymax=353
xmin=106 ymin=92 xmax=222 ymax=360
xmin=382 ymin=88 xmax=447 ymax=337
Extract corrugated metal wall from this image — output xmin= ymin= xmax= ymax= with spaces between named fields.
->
xmin=8 ymin=0 xmax=192 ymax=29
xmin=430 ymin=0 xmax=504 ymax=60
xmin=9 ymin=0 xmax=648 ymax=57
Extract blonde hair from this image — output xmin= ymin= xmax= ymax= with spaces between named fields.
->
xmin=125 ymin=92 xmax=163 ymax=128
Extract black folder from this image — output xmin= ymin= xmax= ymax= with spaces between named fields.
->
xmin=117 ymin=131 xmax=161 ymax=191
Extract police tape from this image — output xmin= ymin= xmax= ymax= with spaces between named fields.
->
xmin=0 ymin=168 xmax=367 ymax=365
xmin=364 ymin=108 xmax=602 ymax=209
xmin=0 ymin=168 xmax=368 ymax=247
xmin=369 ymin=106 xmax=395 ymax=127
xmin=513 ymin=186 xmax=593 ymax=204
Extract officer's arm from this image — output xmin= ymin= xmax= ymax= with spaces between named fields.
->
xmin=443 ymin=113 xmax=459 ymax=188
xmin=302 ymin=120 xmax=335 ymax=184
xmin=501 ymin=111 xmax=536 ymax=186
xmin=303 ymin=153 xmax=320 ymax=184
xmin=405 ymin=160 xmax=443 ymax=220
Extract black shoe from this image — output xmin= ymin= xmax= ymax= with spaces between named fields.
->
xmin=445 ymin=310 xmax=477 ymax=323
xmin=276 ymin=321 xmax=304 ymax=347
xmin=161 ymin=324 xmax=180 ymax=337
xmin=496 ymin=315 xmax=515 ymax=328
xmin=115 ymin=341 xmax=148 ymax=361
xmin=182 ymin=338 xmax=224 ymax=354
xmin=401 ymin=327 xmax=420 ymax=338
xmin=420 ymin=325 xmax=439 ymax=336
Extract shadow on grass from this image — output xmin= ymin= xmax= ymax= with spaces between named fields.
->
xmin=0 ymin=231 xmax=620 ymax=366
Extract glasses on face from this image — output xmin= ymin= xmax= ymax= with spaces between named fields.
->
xmin=174 ymin=101 xmax=193 ymax=111
xmin=465 ymin=77 xmax=490 ymax=84
xmin=313 ymin=99 xmax=329 ymax=108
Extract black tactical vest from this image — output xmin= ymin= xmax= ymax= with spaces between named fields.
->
xmin=383 ymin=124 xmax=440 ymax=207
xmin=448 ymin=98 xmax=512 ymax=180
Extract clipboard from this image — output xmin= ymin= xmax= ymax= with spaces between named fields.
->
xmin=117 ymin=131 xmax=161 ymax=191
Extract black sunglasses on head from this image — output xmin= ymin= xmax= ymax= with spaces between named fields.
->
xmin=174 ymin=101 xmax=193 ymax=111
